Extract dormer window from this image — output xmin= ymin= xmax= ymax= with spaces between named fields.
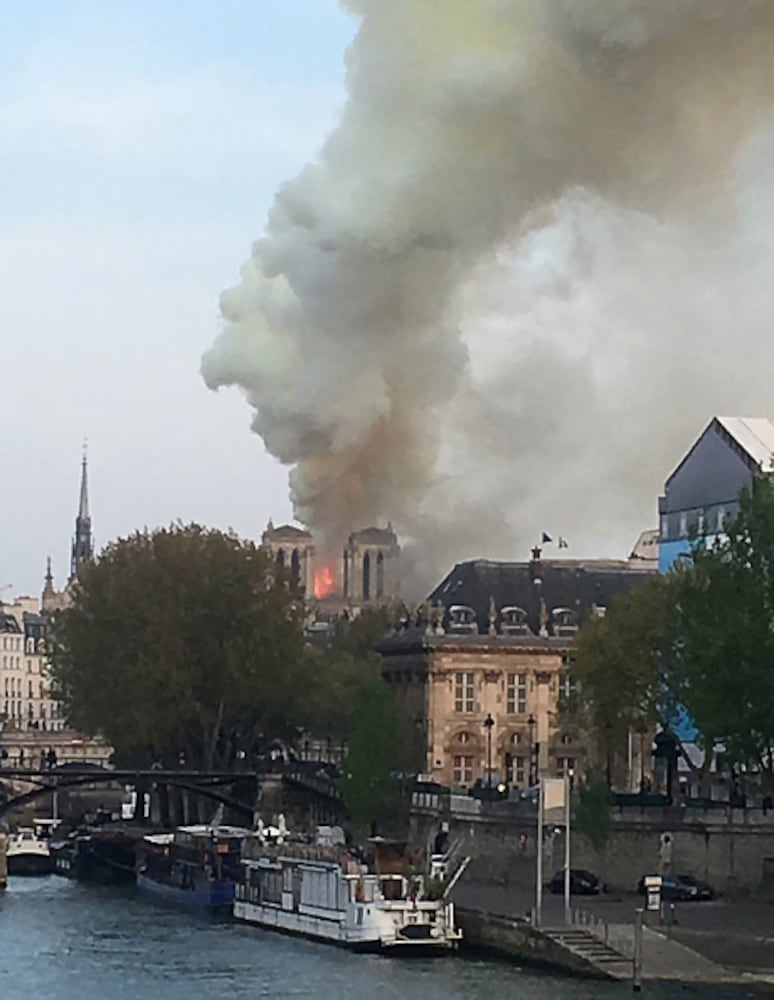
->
xmin=501 ymin=606 xmax=529 ymax=636
xmin=448 ymin=605 xmax=478 ymax=634
xmin=552 ymin=608 xmax=579 ymax=637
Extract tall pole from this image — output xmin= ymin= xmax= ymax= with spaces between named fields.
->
xmin=484 ymin=713 xmax=494 ymax=787
xmin=633 ymin=907 xmax=644 ymax=991
xmin=564 ymin=773 xmax=571 ymax=924
xmin=535 ymin=778 xmax=544 ymax=926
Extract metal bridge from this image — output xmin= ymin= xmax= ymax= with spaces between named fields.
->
xmin=0 ymin=764 xmax=341 ymax=821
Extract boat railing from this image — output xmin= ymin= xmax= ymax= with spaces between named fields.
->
xmin=241 ymin=839 xmax=347 ymax=865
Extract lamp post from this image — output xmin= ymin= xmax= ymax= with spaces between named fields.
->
xmin=527 ymin=713 xmax=537 ymax=786
xmin=484 ymin=713 xmax=495 ymax=786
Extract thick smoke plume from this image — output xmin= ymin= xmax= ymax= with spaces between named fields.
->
xmin=202 ymin=0 xmax=774 ymax=596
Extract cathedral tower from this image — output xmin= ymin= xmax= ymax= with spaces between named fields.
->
xmin=69 ymin=446 xmax=93 ymax=581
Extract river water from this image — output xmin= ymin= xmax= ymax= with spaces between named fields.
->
xmin=0 ymin=876 xmax=765 ymax=999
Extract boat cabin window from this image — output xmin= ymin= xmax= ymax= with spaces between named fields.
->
xmin=351 ymin=877 xmax=376 ymax=904
xmin=380 ymin=875 xmax=406 ymax=901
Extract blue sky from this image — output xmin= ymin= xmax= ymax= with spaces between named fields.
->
xmin=1 ymin=1 xmax=356 ymax=595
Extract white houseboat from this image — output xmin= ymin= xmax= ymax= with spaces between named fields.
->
xmin=234 ymin=826 xmax=463 ymax=952
xmin=7 ymin=820 xmax=58 ymax=876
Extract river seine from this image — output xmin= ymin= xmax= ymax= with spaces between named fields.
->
xmin=0 ymin=877 xmax=765 ymax=999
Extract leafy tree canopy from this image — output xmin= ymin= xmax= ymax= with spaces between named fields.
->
xmin=570 ymin=475 xmax=774 ymax=788
xmin=573 ymin=770 xmax=613 ymax=851
xmin=298 ymin=606 xmax=395 ymax=743
xmin=49 ymin=524 xmax=308 ymax=769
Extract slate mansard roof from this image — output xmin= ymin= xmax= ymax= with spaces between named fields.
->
xmin=0 ymin=612 xmax=22 ymax=634
xmin=426 ymin=558 xmax=654 ymax=638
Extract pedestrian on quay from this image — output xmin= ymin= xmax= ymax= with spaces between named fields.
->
xmin=39 ymin=750 xmax=47 ymax=771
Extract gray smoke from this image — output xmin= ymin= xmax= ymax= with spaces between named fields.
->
xmin=202 ymin=0 xmax=774 ymax=597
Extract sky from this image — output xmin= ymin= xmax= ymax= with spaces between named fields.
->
xmin=1 ymin=1 xmax=356 ymax=597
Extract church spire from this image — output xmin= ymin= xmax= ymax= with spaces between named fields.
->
xmin=42 ymin=555 xmax=57 ymax=611
xmin=70 ymin=442 xmax=93 ymax=581
xmin=78 ymin=441 xmax=89 ymax=520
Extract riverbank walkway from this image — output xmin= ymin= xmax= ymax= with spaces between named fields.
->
xmin=454 ymin=880 xmax=773 ymax=985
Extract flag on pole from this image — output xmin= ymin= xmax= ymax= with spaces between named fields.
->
xmin=541 ymin=532 xmax=553 ymax=544
xmin=558 ymin=537 xmax=569 ymax=549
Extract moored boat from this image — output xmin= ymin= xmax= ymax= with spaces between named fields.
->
xmin=7 ymin=823 xmax=54 ymax=876
xmin=234 ymin=826 xmax=464 ymax=952
xmin=50 ymin=827 xmax=137 ymax=883
xmin=136 ymin=824 xmax=248 ymax=912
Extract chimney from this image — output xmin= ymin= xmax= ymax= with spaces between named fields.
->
xmin=530 ymin=546 xmax=543 ymax=584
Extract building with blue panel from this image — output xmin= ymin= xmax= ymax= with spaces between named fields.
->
xmin=658 ymin=416 xmax=774 ymax=573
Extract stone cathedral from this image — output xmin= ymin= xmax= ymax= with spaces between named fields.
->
xmin=260 ymin=521 xmax=400 ymax=614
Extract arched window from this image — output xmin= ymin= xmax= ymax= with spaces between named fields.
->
xmin=342 ymin=550 xmax=350 ymax=597
xmin=362 ymin=552 xmax=371 ymax=601
xmin=376 ymin=551 xmax=385 ymax=599
xmin=290 ymin=548 xmax=301 ymax=579
xmin=276 ymin=548 xmax=286 ymax=568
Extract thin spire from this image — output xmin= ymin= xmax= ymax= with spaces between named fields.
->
xmin=70 ymin=441 xmax=94 ymax=581
xmin=45 ymin=555 xmax=53 ymax=583
xmin=79 ymin=439 xmax=90 ymax=521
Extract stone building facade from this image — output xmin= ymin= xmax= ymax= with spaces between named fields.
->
xmin=342 ymin=526 xmax=400 ymax=605
xmin=0 ymin=598 xmax=64 ymax=733
xmin=261 ymin=520 xmax=400 ymax=613
xmin=261 ymin=521 xmax=316 ymax=595
xmin=380 ymin=549 xmax=654 ymax=792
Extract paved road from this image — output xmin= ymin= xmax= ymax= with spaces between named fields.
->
xmin=453 ymin=880 xmax=774 ymax=972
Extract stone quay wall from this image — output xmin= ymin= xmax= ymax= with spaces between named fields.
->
xmin=411 ymin=791 xmax=774 ymax=896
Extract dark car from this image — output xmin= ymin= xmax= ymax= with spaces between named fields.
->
xmin=548 ymin=868 xmax=601 ymax=895
xmin=469 ymin=777 xmax=508 ymax=801
xmin=637 ymin=873 xmax=715 ymax=901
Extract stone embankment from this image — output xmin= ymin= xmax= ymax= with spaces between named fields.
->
xmin=0 ymin=828 xmax=6 ymax=888
xmin=454 ymin=881 xmax=774 ymax=987
xmin=457 ymin=907 xmax=632 ymax=980
xmin=411 ymin=788 xmax=774 ymax=896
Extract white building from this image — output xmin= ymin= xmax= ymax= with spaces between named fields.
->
xmin=0 ymin=597 xmax=64 ymax=733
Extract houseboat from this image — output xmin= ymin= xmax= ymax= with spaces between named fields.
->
xmin=7 ymin=821 xmax=57 ymax=876
xmin=136 ymin=824 xmax=248 ymax=912
xmin=234 ymin=826 xmax=463 ymax=952
xmin=50 ymin=827 xmax=137 ymax=883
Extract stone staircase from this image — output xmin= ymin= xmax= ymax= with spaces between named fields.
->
xmin=541 ymin=926 xmax=633 ymax=979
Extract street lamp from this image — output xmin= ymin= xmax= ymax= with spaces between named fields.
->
xmin=527 ymin=713 xmax=537 ymax=786
xmin=483 ymin=713 xmax=495 ymax=785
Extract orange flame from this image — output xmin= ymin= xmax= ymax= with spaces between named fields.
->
xmin=314 ymin=565 xmax=335 ymax=599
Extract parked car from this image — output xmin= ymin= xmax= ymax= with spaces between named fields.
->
xmin=469 ymin=777 xmax=508 ymax=801
xmin=637 ymin=873 xmax=715 ymax=901
xmin=548 ymin=868 xmax=602 ymax=895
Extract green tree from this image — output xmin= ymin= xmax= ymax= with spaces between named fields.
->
xmin=674 ymin=476 xmax=774 ymax=786
xmin=571 ymin=476 xmax=774 ymax=794
xmin=297 ymin=605 xmax=395 ymax=744
xmin=49 ymin=524 xmax=308 ymax=768
xmin=338 ymin=678 xmax=402 ymax=832
xmin=569 ymin=574 xmax=679 ymax=772
xmin=573 ymin=770 xmax=613 ymax=850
